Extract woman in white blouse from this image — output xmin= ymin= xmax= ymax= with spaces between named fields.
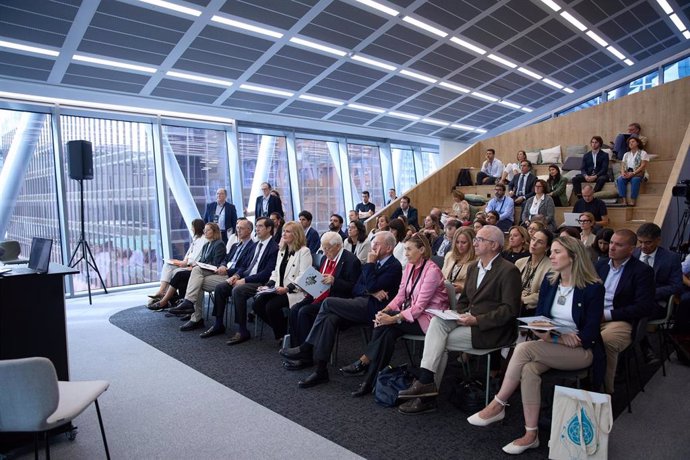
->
xmin=388 ymin=218 xmax=408 ymax=267
xmin=616 ymin=136 xmax=649 ymax=206
xmin=521 ymin=179 xmax=556 ymax=232
xmin=148 ymin=218 xmax=206 ymax=304
xmin=343 ymin=219 xmax=370 ymax=264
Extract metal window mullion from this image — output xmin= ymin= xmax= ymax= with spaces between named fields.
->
xmin=379 ymin=142 xmax=394 ymax=201
xmin=227 ymin=124 xmax=244 ymax=217
xmin=412 ymin=146 xmax=423 ymax=184
xmin=286 ymin=132 xmax=301 ymax=217
xmin=153 ymin=116 xmax=171 ymax=260
xmin=51 ymin=106 xmax=73 ymax=295
xmin=337 ymin=137 xmax=352 ymax=216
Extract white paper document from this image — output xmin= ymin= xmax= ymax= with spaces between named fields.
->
xmin=427 ymin=308 xmax=463 ymax=320
xmin=196 ymin=262 xmax=218 ymax=271
xmin=294 ymin=266 xmax=329 ymax=298
xmin=517 ymin=316 xmax=578 ymax=335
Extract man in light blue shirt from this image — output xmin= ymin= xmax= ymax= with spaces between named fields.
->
xmin=476 ymin=149 xmax=504 ymax=185
xmin=484 ymin=183 xmax=514 ymax=232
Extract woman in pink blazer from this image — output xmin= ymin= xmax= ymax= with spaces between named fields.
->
xmin=340 ymin=233 xmax=450 ymax=397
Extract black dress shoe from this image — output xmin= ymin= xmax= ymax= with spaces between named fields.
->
xmin=351 ymin=382 xmax=373 ymax=397
xmin=340 ymin=360 xmax=369 ymax=376
xmin=398 ymin=397 xmax=438 ymax=415
xmin=298 ymin=371 xmax=329 ymax=388
xmin=169 ymin=300 xmax=194 ymax=314
xmin=643 ymin=348 xmax=660 ymax=365
xmin=200 ymin=326 xmax=225 ymax=338
xmin=280 ymin=346 xmax=310 ymax=360
xmin=226 ymin=332 xmax=250 ymax=345
xmin=180 ymin=319 xmax=204 ymax=331
xmin=283 ymin=358 xmax=314 ymax=370
xmin=180 ymin=314 xmax=191 ymax=321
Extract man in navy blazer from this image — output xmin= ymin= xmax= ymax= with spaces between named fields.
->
xmin=596 ymin=229 xmax=655 ymax=393
xmin=254 ymin=182 xmax=283 ymax=219
xmin=390 ymin=195 xmax=420 ymax=230
xmin=221 ymin=217 xmax=280 ymax=344
xmin=633 ymin=223 xmax=683 ymax=363
xmin=507 ymin=160 xmax=537 ymax=205
xmin=287 ymin=232 xmax=362 ymax=348
xmin=204 ymin=188 xmax=237 ymax=244
xmin=298 ymin=210 xmax=320 ymax=253
xmin=572 ymin=136 xmax=609 ymax=197
xmin=280 ymin=231 xmax=402 ymax=388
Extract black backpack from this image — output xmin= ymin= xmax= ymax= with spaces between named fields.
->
xmin=456 ymin=168 xmax=473 ymax=186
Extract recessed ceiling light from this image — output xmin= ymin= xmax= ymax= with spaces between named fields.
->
xmin=563 ymin=87 xmax=574 ymax=94
xmin=354 ymin=0 xmax=399 ymax=17
xmin=656 ymin=0 xmax=673 ymax=15
xmin=351 ymin=54 xmax=396 ymax=71
xmin=541 ymin=78 xmax=564 ymax=89
xmin=0 ymin=40 xmax=59 ymax=57
xmin=451 ymin=124 xmax=475 ymax=131
xmin=488 ymin=54 xmax=518 ymax=69
xmin=560 ymin=11 xmax=587 ymax=31
xmin=449 ymin=37 xmax=486 ymax=55
xmin=73 ymin=55 xmax=156 ymax=73
xmin=389 ymin=111 xmax=420 ymax=121
xmin=520 ymin=107 xmax=533 ymax=113
xmin=539 ymin=0 xmax=561 ymax=12
xmin=683 ymin=30 xmax=690 ymax=40
xmin=289 ymin=37 xmax=347 ymax=57
xmin=517 ymin=67 xmax=543 ymax=80
xmin=402 ymin=16 xmax=447 ymax=38
xmin=669 ymin=14 xmax=688 ymax=32
xmin=299 ymin=94 xmax=344 ymax=106
xmin=422 ymin=118 xmax=450 ymax=126
xmin=472 ymin=92 xmax=498 ymax=102
xmin=347 ymin=103 xmax=386 ymax=114
xmin=624 ymin=59 xmax=635 ymax=66
xmin=586 ymin=31 xmax=608 ymax=47
xmin=606 ymin=46 xmax=626 ymax=60
xmin=400 ymin=69 xmax=437 ymax=84
xmin=239 ymin=84 xmax=293 ymax=97
xmin=138 ymin=0 xmax=201 ymax=16
xmin=439 ymin=81 xmax=470 ymax=93
xmin=499 ymin=100 xmax=521 ymax=109
xmin=474 ymin=128 xmax=488 ymax=133
xmin=211 ymin=15 xmax=283 ymax=39
xmin=166 ymin=71 xmax=233 ymax=86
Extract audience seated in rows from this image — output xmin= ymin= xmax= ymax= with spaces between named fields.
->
xmin=390 ymin=195 xmax=420 ymax=230
xmin=520 ymin=180 xmax=556 ymax=232
xmin=616 ymin=136 xmax=650 ymax=207
xmin=340 ymin=233 xmax=449 ymax=397
xmin=502 ymin=226 xmax=530 ymax=264
xmin=571 ymin=136 xmax=609 ymax=197
xmin=343 ymin=219 xmax=370 ymax=265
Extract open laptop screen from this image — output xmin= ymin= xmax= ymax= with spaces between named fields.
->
xmin=28 ymin=237 xmax=53 ymax=273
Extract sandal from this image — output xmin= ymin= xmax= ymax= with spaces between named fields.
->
xmin=147 ymin=301 xmax=168 ymax=311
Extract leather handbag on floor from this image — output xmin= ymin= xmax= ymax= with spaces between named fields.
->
xmin=448 ymin=378 xmax=487 ymax=413
xmin=548 ymin=385 xmax=613 ymax=460
xmin=374 ymin=364 xmax=412 ymax=407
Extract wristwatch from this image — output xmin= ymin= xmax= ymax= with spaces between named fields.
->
xmin=396 ymin=315 xmax=402 ymax=324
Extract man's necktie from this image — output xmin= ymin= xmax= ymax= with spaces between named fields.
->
xmin=247 ymin=243 xmax=263 ymax=273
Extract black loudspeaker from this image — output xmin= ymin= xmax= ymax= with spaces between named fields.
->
xmin=67 ymin=140 xmax=94 ymax=180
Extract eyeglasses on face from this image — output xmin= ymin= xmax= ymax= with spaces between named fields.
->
xmin=577 ymin=219 xmax=592 ymax=223
xmin=473 ymin=236 xmax=494 ymax=244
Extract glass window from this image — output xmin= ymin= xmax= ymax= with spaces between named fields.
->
xmin=347 ymin=143 xmax=384 ymax=212
xmin=420 ymin=150 xmax=439 ymax=179
xmin=295 ymin=138 xmax=344 ymax=234
xmin=607 ymin=71 xmax=659 ymax=101
xmin=60 ymin=115 xmax=161 ymax=291
xmin=0 ymin=109 xmax=62 ymax=263
xmin=663 ymin=55 xmax=690 ymax=83
xmin=391 ymin=147 xmax=417 ymax=195
xmin=237 ymin=132 xmax=292 ymax=220
xmin=161 ymin=124 xmax=229 ymax=259
xmin=557 ymin=96 xmax=603 ymax=116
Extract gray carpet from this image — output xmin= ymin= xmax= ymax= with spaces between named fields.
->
xmin=110 ymin=305 xmax=664 ymax=459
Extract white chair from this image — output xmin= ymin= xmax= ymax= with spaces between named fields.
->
xmin=0 ymin=357 xmax=110 ymax=459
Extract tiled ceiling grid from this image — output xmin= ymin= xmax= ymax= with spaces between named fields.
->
xmin=0 ymin=0 xmax=688 ymax=142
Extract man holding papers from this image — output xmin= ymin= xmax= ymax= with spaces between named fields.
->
xmin=288 ymin=232 xmax=361 ymax=348
xmin=397 ymin=225 xmax=521 ymax=415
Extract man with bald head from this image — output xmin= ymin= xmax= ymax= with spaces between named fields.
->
xmin=204 ymin=187 xmax=237 ymax=244
xmin=280 ymin=231 xmax=403 ymax=388
xmin=397 ymin=225 xmax=522 ymax=414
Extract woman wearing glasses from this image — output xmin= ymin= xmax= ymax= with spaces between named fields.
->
xmin=521 ymin=179 xmax=556 ymax=232
xmin=514 ymin=229 xmax=553 ymax=314
xmin=578 ymin=212 xmax=596 ymax=248
xmin=468 ymin=236 xmax=604 ymax=455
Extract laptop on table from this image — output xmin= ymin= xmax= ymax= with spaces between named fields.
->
xmin=4 ymin=237 xmax=54 ymax=275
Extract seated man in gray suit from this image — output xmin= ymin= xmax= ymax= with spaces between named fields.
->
xmin=397 ymin=225 xmax=521 ymax=414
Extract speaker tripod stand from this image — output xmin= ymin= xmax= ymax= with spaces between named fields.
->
xmin=68 ymin=179 xmax=107 ymax=304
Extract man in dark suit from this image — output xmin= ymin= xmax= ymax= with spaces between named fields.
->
xmin=633 ymin=223 xmax=683 ymax=363
xmin=391 ymin=195 xmax=420 ymax=230
xmin=280 ymin=231 xmax=402 ymax=388
xmin=596 ymin=229 xmax=655 ymax=393
xmin=221 ymin=217 xmax=279 ymax=345
xmin=571 ymin=136 xmax=609 ymax=197
xmin=397 ymin=225 xmax=521 ymax=414
xmin=254 ymin=182 xmax=283 ymax=220
xmin=327 ymin=213 xmax=347 ymax=240
xmin=204 ymin=188 xmax=237 ymax=244
xmin=507 ymin=160 xmax=537 ymax=206
xmin=298 ymin=210 xmax=320 ymax=253
xmin=287 ymin=232 xmax=361 ymax=347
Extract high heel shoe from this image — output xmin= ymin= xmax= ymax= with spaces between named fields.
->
xmin=467 ymin=396 xmax=507 ymax=426
xmin=502 ymin=427 xmax=539 ymax=455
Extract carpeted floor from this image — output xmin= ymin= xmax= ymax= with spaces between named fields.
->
xmin=110 ymin=306 xmax=661 ymax=459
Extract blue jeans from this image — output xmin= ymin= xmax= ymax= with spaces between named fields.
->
xmin=616 ymin=175 xmax=643 ymax=200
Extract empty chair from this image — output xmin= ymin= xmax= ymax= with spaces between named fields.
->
xmin=0 ymin=357 xmax=111 ymax=459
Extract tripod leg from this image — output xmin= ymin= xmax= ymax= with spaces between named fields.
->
xmin=83 ymin=240 xmax=108 ymax=294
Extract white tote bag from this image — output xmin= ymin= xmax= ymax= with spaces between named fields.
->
xmin=548 ymin=385 xmax=613 ymax=460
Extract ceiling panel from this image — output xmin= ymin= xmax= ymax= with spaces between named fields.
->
xmin=0 ymin=51 xmax=54 ymax=81
xmin=280 ymin=100 xmax=337 ymax=118
xmin=219 ymin=0 xmax=318 ymax=30
xmin=62 ymin=64 xmax=150 ymax=94
xmin=223 ymin=91 xmax=286 ymax=111
xmin=0 ymin=0 xmax=78 ymax=47
xmin=299 ymin=1 xmax=386 ymax=49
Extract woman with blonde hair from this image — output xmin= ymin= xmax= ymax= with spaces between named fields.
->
xmin=442 ymin=227 xmax=476 ymax=295
xmin=253 ymin=221 xmax=312 ymax=343
xmin=502 ymin=226 xmax=530 ymax=264
xmin=578 ymin=212 xmax=596 ymax=248
xmin=468 ymin=236 xmax=604 ymax=455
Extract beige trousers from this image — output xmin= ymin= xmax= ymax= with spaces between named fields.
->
xmin=600 ymin=321 xmax=632 ymax=393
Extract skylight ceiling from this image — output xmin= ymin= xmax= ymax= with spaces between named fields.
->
xmin=0 ymin=0 xmax=688 ymax=142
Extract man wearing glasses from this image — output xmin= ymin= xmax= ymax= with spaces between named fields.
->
xmin=571 ymin=136 xmax=609 ymax=197
xmin=485 ymin=183 xmax=514 ymax=232
xmin=397 ymin=225 xmax=521 ymax=414
xmin=508 ymin=160 xmax=536 ymax=205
